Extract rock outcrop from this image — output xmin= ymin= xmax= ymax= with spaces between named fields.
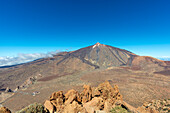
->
xmin=0 ymin=107 xmax=11 ymax=113
xmin=44 ymin=81 xmax=124 ymax=113
xmin=20 ymin=76 xmax=37 ymax=89
xmin=44 ymin=100 xmax=54 ymax=113
xmin=80 ymin=85 xmax=92 ymax=103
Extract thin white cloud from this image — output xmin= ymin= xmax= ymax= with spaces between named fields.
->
xmin=157 ymin=56 xmax=170 ymax=61
xmin=0 ymin=50 xmax=60 ymax=66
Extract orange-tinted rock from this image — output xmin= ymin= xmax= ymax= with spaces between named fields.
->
xmin=0 ymin=107 xmax=11 ymax=113
xmin=94 ymin=81 xmax=122 ymax=101
xmin=50 ymin=91 xmax=64 ymax=101
xmin=83 ymin=97 xmax=104 ymax=113
xmin=103 ymin=99 xmax=114 ymax=112
xmin=63 ymin=101 xmax=87 ymax=113
xmin=44 ymin=100 xmax=54 ymax=113
xmin=80 ymin=85 xmax=93 ymax=103
xmin=46 ymin=81 xmax=125 ymax=113
xmin=64 ymin=89 xmax=81 ymax=105
xmin=121 ymin=101 xmax=138 ymax=113
xmin=50 ymin=91 xmax=64 ymax=112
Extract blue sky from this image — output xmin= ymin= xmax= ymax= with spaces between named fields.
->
xmin=0 ymin=0 xmax=170 ymax=57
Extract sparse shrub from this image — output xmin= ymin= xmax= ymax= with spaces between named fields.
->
xmin=110 ymin=106 xmax=131 ymax=113
xmin=16 ymin=103 xmax=46 ymax=113
xmin=160 ymin=101 xmax=164 ymax=105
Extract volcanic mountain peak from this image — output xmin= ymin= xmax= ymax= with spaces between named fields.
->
xmin=92 ymin=42 xmax=105 ymax=48
xmin=65 ymin=43 xmax=138 ymax=68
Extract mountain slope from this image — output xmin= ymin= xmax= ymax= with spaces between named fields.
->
xmin=62 ymin=42 xmax=137 ymax=68
xmin=0 ymin=43 xmax=170 ymax=112
xmin=0 ymin=43 xmax=169 ymax=90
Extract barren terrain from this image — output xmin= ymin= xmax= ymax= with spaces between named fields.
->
xmin=0 ymin=43 xmax=170 ymax=112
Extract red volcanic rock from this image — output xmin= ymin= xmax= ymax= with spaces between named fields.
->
xmin=94 ymin=81 xmax=122 ymax=101
xmin=64 ymin=89 xmax=81 ymax=105
xmin=44 ymin=100 xmax=54 ymax=113
xmin=83 ymin=97 xmax=104 ymax=113
xmin=0 ymin=107 xmax=11 ymax=113
xmin=44 ymin=81 xmax=169 ymax=113
xmin=80 ymin=85 xmax=93 ymax=103
xmin=50 ymin=91 xmax=64 ymax=101
xmin=44 ymin=81 xmax=125 ymax=113
xmin=63 ymin=101 xmax=87 ymax=113
xmin=50 ymin=91 xmax=65 ymax=112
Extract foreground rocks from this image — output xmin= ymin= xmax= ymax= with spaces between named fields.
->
xmin=1 ymin=81 xmax=169 ymax=113
xmin=43 ymin=81 xmax=170 ymax=113
xmin=44 ymin=81 xmax=126 ymax=113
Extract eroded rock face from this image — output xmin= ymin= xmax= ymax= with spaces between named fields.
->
xmin=50 ymin=91 xmax=65 ymax=112
xmin=80 ymin=85 xmax=93 ymax=103
xmin=83 ymin=97 xmax=104 ymax=113
xmin=94 ymin=81 xmax=122 ymax=101
xmin=0 ymin=107 xmax=11 ymax=113
xmin=63 ymin=101 xmax=87 ymax=113
xmin=65 ymin=89 xmax=81 ymax=105
xmin=44 ymin=100 xmax=54 ymax=113
xmin=44 ymin=81 xmax=123 ymax=113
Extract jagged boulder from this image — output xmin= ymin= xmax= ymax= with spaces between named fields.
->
xmin=44 ymin=100 xmax=54 ymax=113
xmin=0 ymin=107 xmax=11 ymax=113
xmin=93 ymin=81 xmax=122 ymax=101
xmin=64 ymin=89 xmax=81 ymax=105
xmin=50 ymin=91 xmax=64 ymax=102
xmin=50 ymin=91 xmax=65 ymax=112
xmin=83 ymin=97 xmax=104 ymax=113
xmin=80 ymin=85 xmax=93 ymax=103
xmin=63 ymin=101 xmax=87 ymax=113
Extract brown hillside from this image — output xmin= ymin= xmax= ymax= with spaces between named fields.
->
xmin=0 ymin=43 xmax=169 ymax=112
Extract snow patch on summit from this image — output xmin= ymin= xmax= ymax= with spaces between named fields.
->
xmin=92 ymin=42 xmax=102 ymax=48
